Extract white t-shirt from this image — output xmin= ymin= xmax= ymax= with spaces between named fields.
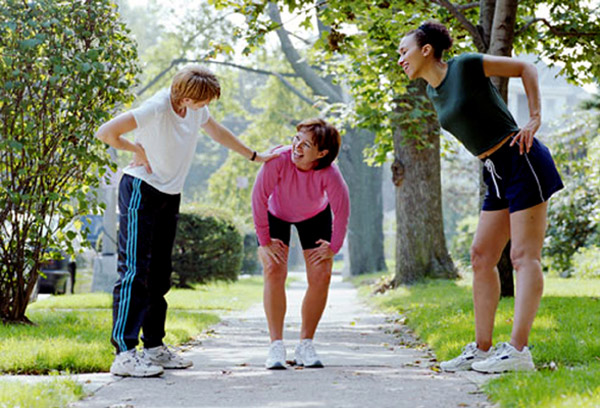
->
xmin=124 ymin=88 xmax=210 ymax=195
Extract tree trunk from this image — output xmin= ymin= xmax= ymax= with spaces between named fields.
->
xmin=487 ymin=0 xmax=519 ymax=297
xmin=392 ymin=81 xmax=456 ymax=284
xmin=337 ymin=128 xmax=386 ymax=275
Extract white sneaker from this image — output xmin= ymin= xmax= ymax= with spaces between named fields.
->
xmin=472 ymin=342 xmax=535 ymax=373
xmin=440 ymin=342 xmax=493 ymax=372
xmin=110 ymin=349 xmax=164 ymax=377
xmin=265 ymin=340 xmax=287 ymax=370
xmin=143 ymin=344 xmax=193 ymax=369
xmin=294 ymin=339 xmax=323 ymax=368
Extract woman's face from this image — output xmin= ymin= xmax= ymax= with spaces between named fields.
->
xmin=397 ymin=34 xmax=426 ymax=80
xmin=291 ymin=130 xmax=326 ymax=170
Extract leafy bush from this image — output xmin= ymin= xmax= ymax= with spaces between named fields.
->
xmin=449 ymin=215 xmax=478 ymax=264
xmin=0 ymin=0 xmax=138 ymax=323
xmin=572 ymin=246 xmax=600 ymax=279
xmin=242 ymin=232 xmax=262 ymax=275
xmin=543 ymin=114 xmax=600 ymax=275
xmin=172 ymin=206 xmax=243 ymax=287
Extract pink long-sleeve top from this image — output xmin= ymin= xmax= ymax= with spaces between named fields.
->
xmin=251 ymin=146 xmax=350 ymax=254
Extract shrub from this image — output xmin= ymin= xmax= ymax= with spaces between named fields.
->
xmin=543 ymin=115 xmax=600 ymax=275
xmin=449 ymin=215 xmax=478 ymax=264
xmin=242 ymin=232 xmax=262 ymax=275
xmin=572 ymin=246 xmax=600 ymax=279
xmin=0 ymin=0 xmax=138 ymax=323
xmin=172 ymin=206 xmax=243 ymax=287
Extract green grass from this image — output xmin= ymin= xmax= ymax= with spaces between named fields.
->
xmin=0 ymin=277 xmax=264 ymax=374
xmin=356 ymin=274 xmax=600 ymax=408
xmin=0 ymin=378 xmax=84 ymax=408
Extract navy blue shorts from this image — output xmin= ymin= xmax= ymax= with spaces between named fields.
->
xmin=481 ymin=138 xmax=564 ymax=213
xmin=268 ymin=205 xmax=332 ymax=250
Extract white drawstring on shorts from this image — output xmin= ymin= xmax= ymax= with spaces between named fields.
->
xmin=484 ymin=158 xmax=502 ymax=199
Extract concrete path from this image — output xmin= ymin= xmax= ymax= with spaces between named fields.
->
xmin=71 ymin=273 xmax=492 ymax=408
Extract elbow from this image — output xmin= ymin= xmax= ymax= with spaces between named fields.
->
xmin=95 ymin=124 xmax=109 ymax=143
xmin=524 ymin=62 xmax=538 ymax=80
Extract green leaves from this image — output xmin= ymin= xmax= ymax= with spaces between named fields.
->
xmin=0 ymin=0 xmax=140 ymax=323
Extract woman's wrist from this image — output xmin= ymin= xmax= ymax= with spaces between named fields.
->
xmin=249 ymin=151 xmax=257 ymax=161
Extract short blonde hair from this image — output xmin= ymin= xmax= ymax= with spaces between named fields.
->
xmin=171 ymin=65 xmax=221 ymax=104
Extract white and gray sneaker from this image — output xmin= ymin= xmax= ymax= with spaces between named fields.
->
xmin=294 ymin=339 xmax=323 ymax=368
xmin=110 ymin=349 xmax=164 ymax=377
xmin=143 ymin=344 xmax=193 ymax=369
xmin=472 ymin=342 xmax=535 ymax=373
xmin=265 ymin=340 xmax=287 ymax=370
xmin=440 ymin=342 xmax=493 ymax=372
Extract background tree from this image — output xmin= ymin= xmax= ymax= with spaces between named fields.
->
xmin=208 ymin=0 xmax=600 ymax=286
xmin=209 ymin=0 xmax=388 ymax=276
xmin=0 ymin=0 xmax=139 ymax=323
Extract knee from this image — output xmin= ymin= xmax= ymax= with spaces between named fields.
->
xmin=470 ymin=244 xmax=495 ymax=273
xmin=510 ymin=246 xmax=541 ymax=272
xmin=307 ymin=267 xmax=332 ymax=288
xmin=263 ymin=263 xmax=287 ymax=284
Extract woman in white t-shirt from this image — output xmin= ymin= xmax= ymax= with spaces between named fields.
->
xmin=95 ymin=65 xmax=277 ymax=378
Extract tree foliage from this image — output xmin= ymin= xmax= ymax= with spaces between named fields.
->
xmin=543 ymin=111 xmax=600 ymax=275
xmin=0 ymin=0 xmax=139 ymax=323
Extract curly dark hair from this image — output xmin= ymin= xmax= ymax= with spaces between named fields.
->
xmin=406 ymin=21 xmax=453 ymax=59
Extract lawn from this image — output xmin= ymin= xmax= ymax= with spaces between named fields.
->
xmin=1 ymin=277 xmax=264 ymax=375
xmin=0 ymin=378 xmax=83 ymax=408
xmin=355 ymin=273 xmax=600 ymax=408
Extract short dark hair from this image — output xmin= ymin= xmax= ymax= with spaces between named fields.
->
xmin=406 ymin=21 xmax=453 ymax=59
xmin=296 ymin=118 xmax=341 ymax=170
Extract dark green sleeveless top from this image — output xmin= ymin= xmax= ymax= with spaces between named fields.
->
xmin=426 ymin=53 xmax=520 ymax=156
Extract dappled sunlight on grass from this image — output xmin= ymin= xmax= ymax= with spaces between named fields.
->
xmin=357 ymin=274 xmax=600 ymax=407
xmin=167 ymin=276 xmax=263 ymax=311
xmin=484 ymin=363 xmax=600 ymax=408
xmin=1 ymin=277 xmax=263 ymax=374
xmin=0 ymin=378 xmax=83 ymax=408
xmin=29 ymin=293 xmax=112 ymax=310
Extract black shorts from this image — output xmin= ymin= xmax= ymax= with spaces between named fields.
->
xmin=481 ymin=137 xmax=564 ymax=213
xmin=268 ymin=205 xmax=332 ymax=250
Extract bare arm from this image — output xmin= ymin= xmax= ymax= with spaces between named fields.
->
xmin=95 ymin=112 xmax=151 ymax=173
xmin=201 ymin=117 xmax=278 ymax=163
xmin=483 ymin=55 xmax=541 ymax=154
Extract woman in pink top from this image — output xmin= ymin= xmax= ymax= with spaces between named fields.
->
xmin=251 ymin=118 xmax=350 ymax=370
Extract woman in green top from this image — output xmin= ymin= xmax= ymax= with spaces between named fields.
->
xmin=397 ymin=21 xmax=563 ymax=374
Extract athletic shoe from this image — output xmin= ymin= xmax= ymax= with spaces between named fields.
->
xmin=294 ymin=339 xmax=323 ymax=368
xmin=143 ymin=344 xmax=193 ymax=369
xmin=265 ymin=340 xmax=287 ymax=370
xmin=110 ymin=349 xmax=164 ymax=377
xmin=472 ymin=342 xmax=535 ymax=373
xmin=440 ymin=342 xmax=493 ymax=372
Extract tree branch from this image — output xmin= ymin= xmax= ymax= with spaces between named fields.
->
xmin=517 ymin=17 xmax=600 ymax=37
xmin=457 ymin=2 xmax=479 ymax=11
xmin=267 ymin=2 xmax=343 ymax=103
xmin=430 ymin=0 xmax=486 ymax=51
xmin=137 ymin=57 xmax=313 ymax=105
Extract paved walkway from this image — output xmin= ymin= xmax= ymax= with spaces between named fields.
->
xmin=69 ymin=273 xmax=491 ymax=408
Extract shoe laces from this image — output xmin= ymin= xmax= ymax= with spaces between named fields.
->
xmin=490 ymin=342 xmax=510 ymax=358
xmin=458 ymin=342 xmax=478 ymax=358
xmin=302 ymin=342 xmax=319 ymax=360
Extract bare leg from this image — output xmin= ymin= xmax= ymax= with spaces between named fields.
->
xmin=470 ymin=209 xmax=510 ymax=351
xmin=259 ymin=247 xmax=289 ymax=342
xmin=509 ymin=202 xmax=547 ymax=350
xmin=300 ymin=249 xmax=333 ymax=340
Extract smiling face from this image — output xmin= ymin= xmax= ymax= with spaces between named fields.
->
xmin=397 ymin=33 xmax=430 ymax=80
xmin=291 ymin=130 xmax=328 ymax=171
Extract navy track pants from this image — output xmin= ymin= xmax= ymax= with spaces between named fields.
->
xmin=111 ymin=174 xmax=180 ymax=352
